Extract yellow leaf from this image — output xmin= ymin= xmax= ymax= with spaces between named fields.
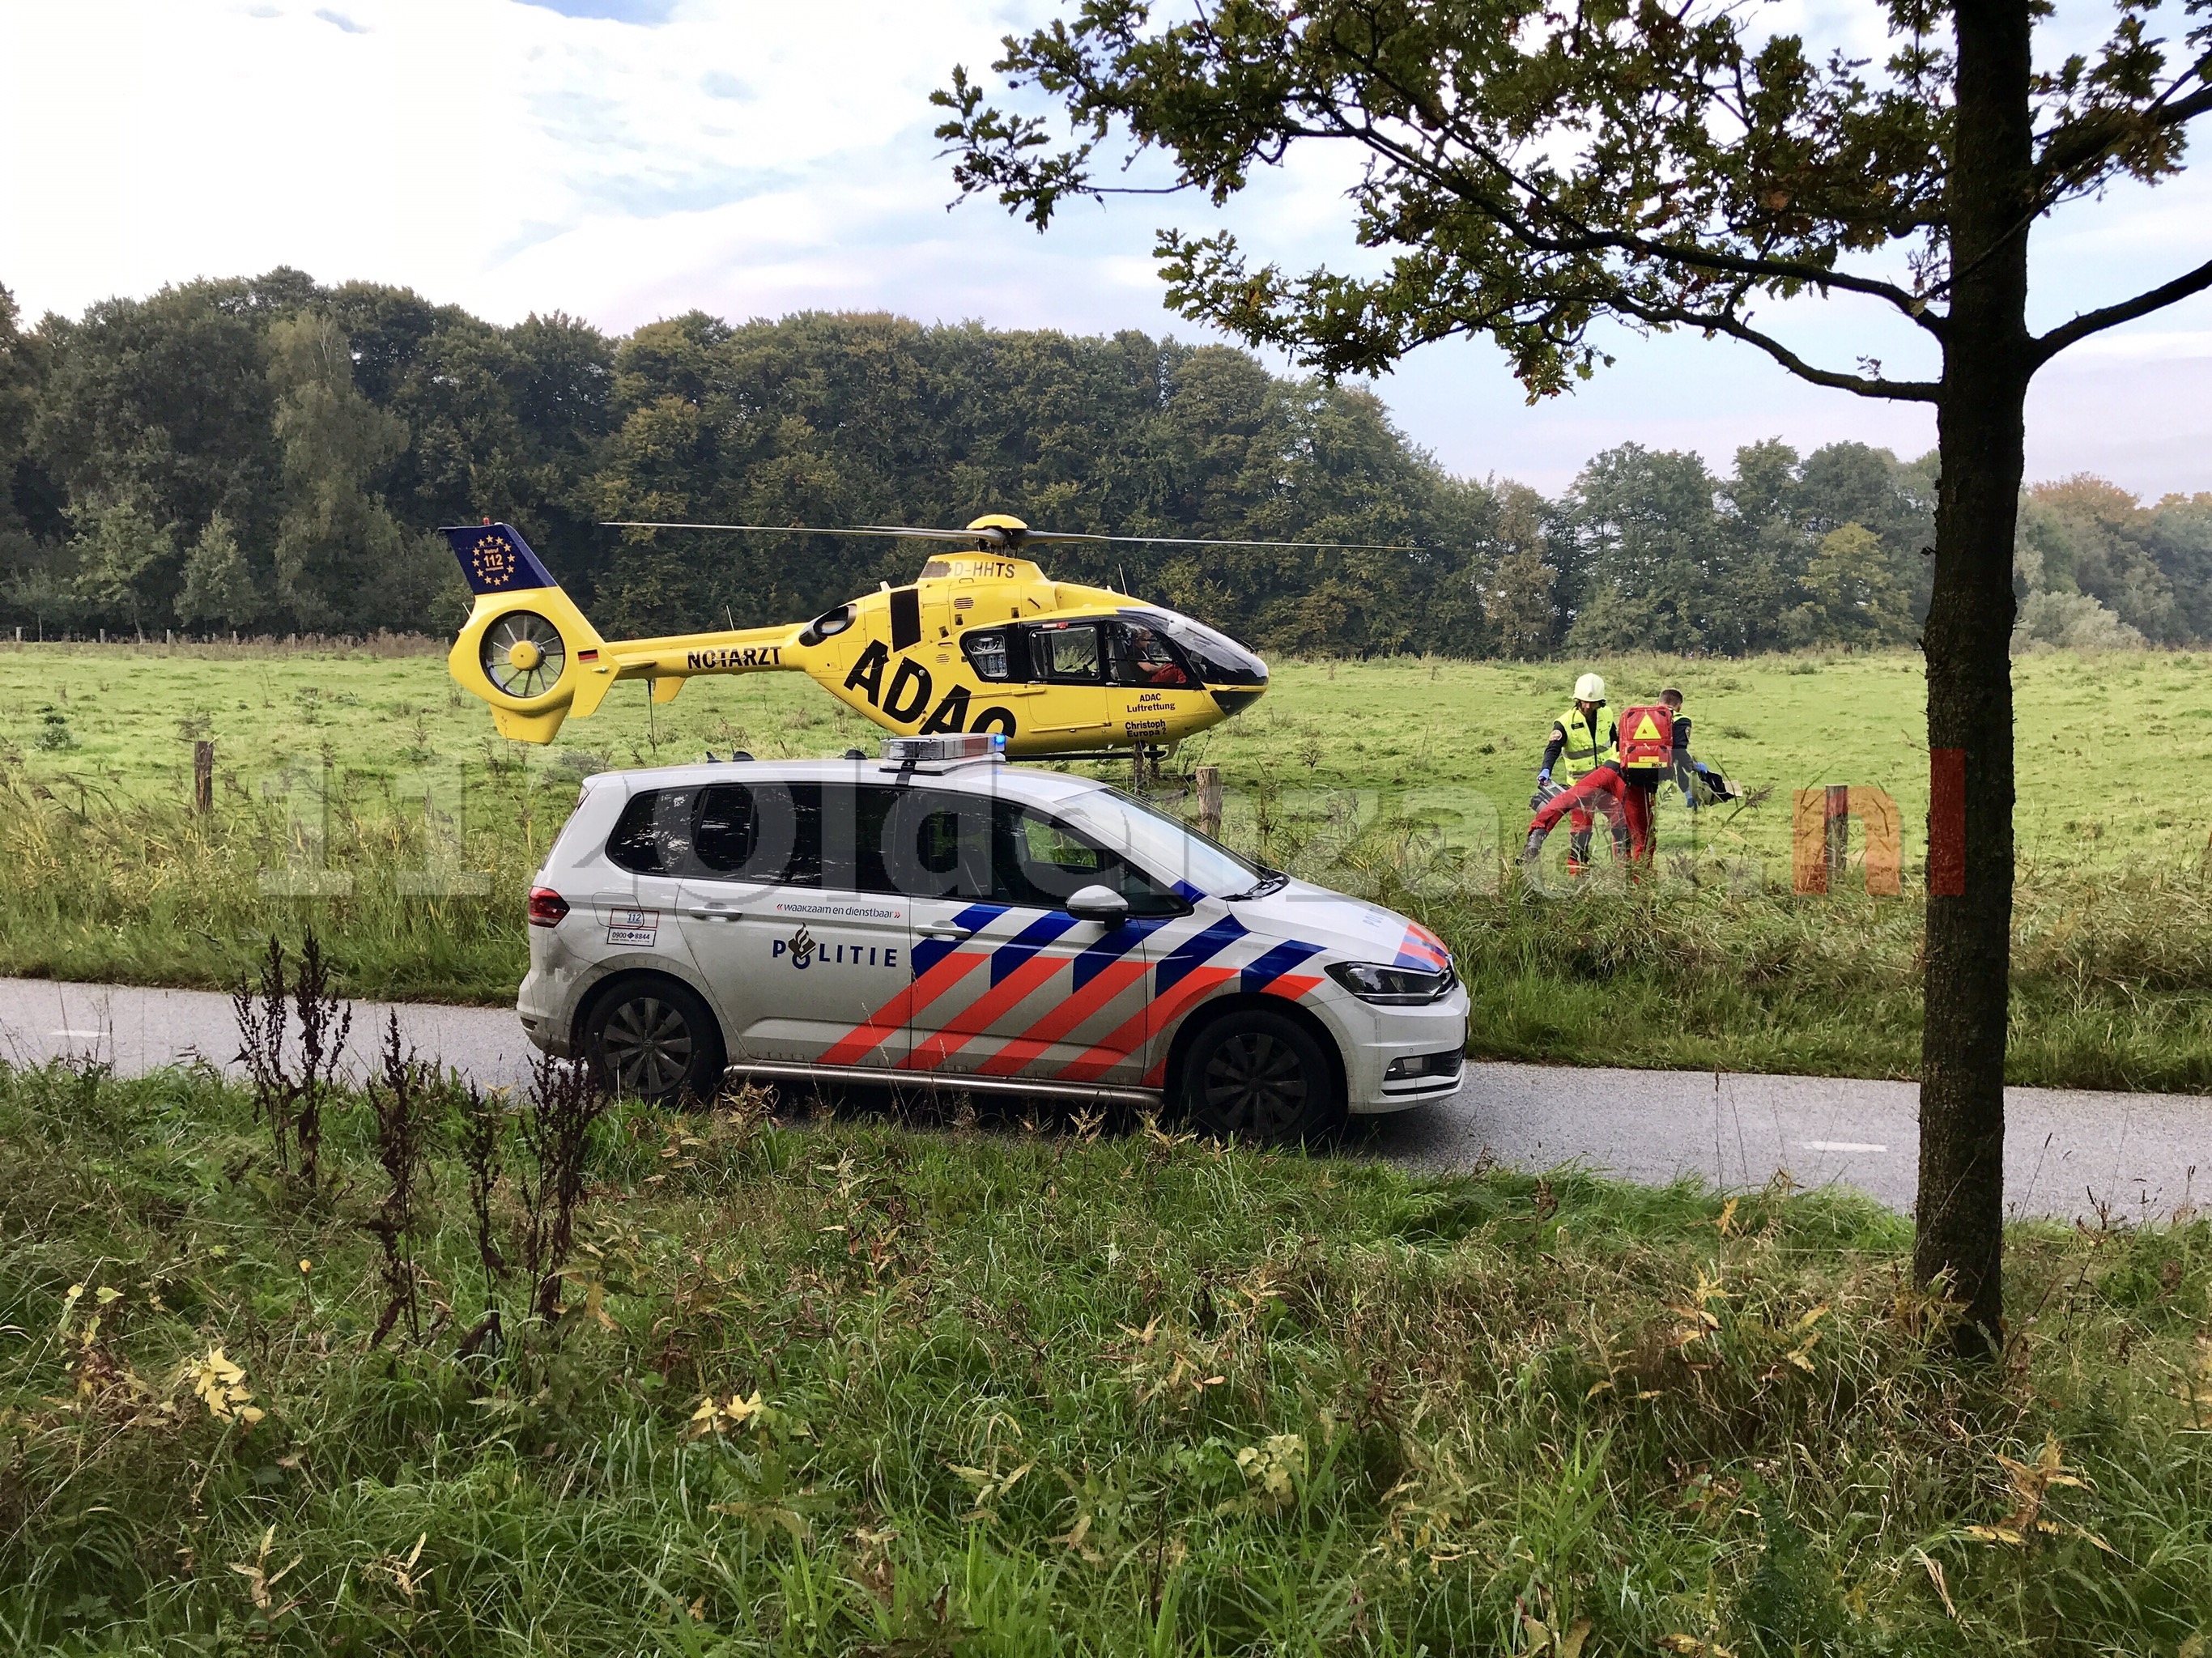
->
xmin=1559 ymin=1618 xmax=1590 ymax=1658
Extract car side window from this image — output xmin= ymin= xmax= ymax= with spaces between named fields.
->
xmin=991 ymin=800 xmax=1185 ymax=915
xmin=879 ymin=788 xmax=993 ymax=899
xmin=1032 ymin=621 xmax=1102 ymax=683
xmin=606 ymin=787 xmax=695 ymax=874
xmin=775 ymin=784 xmax=901 ymax=893
xmin=610 ymin=784 xmax=799 ymax=882
xmin=693 ymin=784 xmax=759 ymax=873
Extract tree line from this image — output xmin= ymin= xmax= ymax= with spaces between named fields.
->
xmin=2 ymin=272 xmax=2205 ymax=656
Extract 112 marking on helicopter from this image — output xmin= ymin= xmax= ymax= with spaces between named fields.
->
xmin=441 ymin=514 xmax=1411 ymax=759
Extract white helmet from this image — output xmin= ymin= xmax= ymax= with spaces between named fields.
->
xmin=1573 ymin=672 xmax=1606 ymax=704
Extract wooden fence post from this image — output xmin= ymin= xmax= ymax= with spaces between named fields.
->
xmin=194 ymin=742 xmax=215 ymax=816
xmin=1825 ymin=784 xmax=1850 ymax=886
xmin=1196 ymin=765 xmax=1223 ymax=840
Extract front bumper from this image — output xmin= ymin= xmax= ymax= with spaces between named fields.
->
xmin=1323 ymin=984 xmax=1470 ymax=1114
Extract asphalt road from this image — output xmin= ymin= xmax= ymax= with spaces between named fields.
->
xmin=5 ymin=976 xmax=2206 ymax=1224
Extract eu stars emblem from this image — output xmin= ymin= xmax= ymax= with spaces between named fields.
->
xmin=471 ymin=534 xmax=516 ymax=589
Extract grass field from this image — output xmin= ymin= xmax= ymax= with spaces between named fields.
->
xmin=6 ymin=640 xmax=2209 ymax=876
xmin=5 ymin=1056 xmax=2210 ymax=1655
xmin=2 ymin=640 xmax=2210 ymax=1090
xmin=1211 ymin=648 xmax=2212 ymax=882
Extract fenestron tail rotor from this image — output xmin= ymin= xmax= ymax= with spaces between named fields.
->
xmin=440 ymin=522 xmax=618 ymax=743
xmin=482 ymin=610 xmax=566 ymax=699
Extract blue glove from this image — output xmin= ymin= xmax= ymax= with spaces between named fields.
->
xmin=1538 ymin=768 xmax=1551 ymax=784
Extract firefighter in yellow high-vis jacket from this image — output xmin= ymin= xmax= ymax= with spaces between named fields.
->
xmin=1538 ymin=672 xmax=1619 ymax=876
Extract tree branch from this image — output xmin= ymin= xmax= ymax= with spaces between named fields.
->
xmin=2035 ymin=79 xmax=2212 ymax=185
xmin=1325 ymin=84 xmax=1947 ymax=333
xmin=1614 ymin=295 xmax=1942 ymax=400
xmin=2031 ymin=253 xmax=2212 ymax=367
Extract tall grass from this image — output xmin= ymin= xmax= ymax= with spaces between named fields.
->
xmin=0 ymin=771 xmax=530 ymax=1004
xmin=3 ymin=1060 xmax=2209 ymax=1654
xmin=1260 ymin=785 xmax=2212 ymax=1093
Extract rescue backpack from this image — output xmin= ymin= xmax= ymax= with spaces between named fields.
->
xmin=1615 ymin=704 xmax=1676 ymax=772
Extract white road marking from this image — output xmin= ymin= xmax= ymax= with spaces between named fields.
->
xmin=51 ymin=1028 xmax=106 ymax=1039
xmin=1801 ymin=1140 xmax=1888 ymax=1153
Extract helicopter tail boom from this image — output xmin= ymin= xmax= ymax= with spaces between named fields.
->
xmin=441 ymin=522 xmax=816 ymax=740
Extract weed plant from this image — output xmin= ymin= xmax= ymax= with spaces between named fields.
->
xmin=2 ymin=1060 xmax=2209 ymax=1653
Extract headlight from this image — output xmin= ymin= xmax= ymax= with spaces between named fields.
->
xmin=1325 ymin=959 xmax=1457 ymax=1005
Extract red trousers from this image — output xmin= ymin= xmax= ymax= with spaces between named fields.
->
xmin=1531 ymin=763 xmax=1656 ymax=867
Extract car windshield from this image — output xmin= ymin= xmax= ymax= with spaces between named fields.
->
xmin=1043 ymin=784 xmax=1270 ymax=897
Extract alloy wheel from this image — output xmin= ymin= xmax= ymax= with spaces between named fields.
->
xmin=599 ymin=995 xmax=694 ymax=1097
xmin=1199 ymin=1028 xmax=1308 ymax=1137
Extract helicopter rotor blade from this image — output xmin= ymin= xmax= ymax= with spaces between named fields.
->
xmin=1023 ymin=531 xmax=1419 ymax=551
xmin=602 ymin=521 xmax=1417 ymax=551
xmin=602 ymin=521 xmax=993 ymax=543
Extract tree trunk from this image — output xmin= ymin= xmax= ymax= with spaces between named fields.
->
xmin=1915 ymin=0 xmax=2034 ymax=1353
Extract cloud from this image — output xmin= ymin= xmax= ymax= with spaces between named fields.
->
xmin=515 ymin=0 xmax=675 ymax=21
xmin=0 ymin=0 xmax=2205 ymax=498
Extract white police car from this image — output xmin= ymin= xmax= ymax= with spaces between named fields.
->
xmin=517 ymin=735 xmax=1465 ymax=1140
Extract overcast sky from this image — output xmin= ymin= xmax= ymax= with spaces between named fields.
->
xmin=2 ymin=0 xmax=2207 ymax=497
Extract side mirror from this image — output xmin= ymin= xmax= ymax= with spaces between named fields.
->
xmin=1066 ymin=884 xmax=1130 ymax=924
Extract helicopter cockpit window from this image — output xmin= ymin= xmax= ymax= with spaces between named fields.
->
xmin=961 ymin=627 xmax=1011 ymax=682
xmin=1108 ymin=621 xmax=1192 ymax=688
xmin=1125 ymin=608 xmax=1267 ymax=687
xmin=1033 ymin=621 xmax=1103 ymax=683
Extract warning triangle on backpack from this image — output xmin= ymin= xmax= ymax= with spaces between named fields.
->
xmin=1632 ymin=714 xmax=1661 ymax=739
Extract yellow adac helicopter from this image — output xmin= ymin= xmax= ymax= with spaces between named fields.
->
xmin=440 ymin=515 xmax=1402 ymax=759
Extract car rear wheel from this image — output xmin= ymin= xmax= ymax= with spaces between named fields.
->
xmin=581 ymin=979 xmax=725 ymax=1104
xmin=1176 ymin=1006 xmax=1342 ymax=1145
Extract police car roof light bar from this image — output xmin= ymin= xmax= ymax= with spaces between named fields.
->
xmin=881 ymin=733 xmax=1006 ymax=764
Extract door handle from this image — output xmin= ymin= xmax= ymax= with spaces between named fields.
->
xmin=917 ymin=922 xmax=973 ymax=940
xmin=683 ymin=906 xmax=742 ymax=921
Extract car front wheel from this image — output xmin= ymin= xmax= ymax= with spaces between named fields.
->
xmin=1176 ymin=1006 xmax=1343 ymax=1144
xmin=581 ymin=979 xmax=725 ymax=1104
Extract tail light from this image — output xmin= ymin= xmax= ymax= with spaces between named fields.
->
xmin=527 ymin=886 xmax=570 ymax=928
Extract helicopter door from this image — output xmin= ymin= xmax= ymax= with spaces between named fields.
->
xmin=1107 ymin=619 xmax=1197 ymax=744
xmin=1020 ymin=619 xmax=1110 ymax=738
